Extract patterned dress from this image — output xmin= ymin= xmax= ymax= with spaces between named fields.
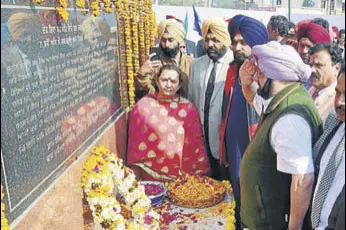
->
xmin=127 ymin=93 xmax=210 ymax=181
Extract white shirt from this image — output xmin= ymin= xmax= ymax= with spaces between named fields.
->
xmin=309 ymin=83 xmax=337 ymax=124
xmin=254 ymin=94 xmax=314 ymax=174
xmin=309 ymin=82 xmax=337 ymax=98
xmin=313 ymin=123 xmax=345 ymax=230
xmin=204 ymin=54 xmax=227 ymax=89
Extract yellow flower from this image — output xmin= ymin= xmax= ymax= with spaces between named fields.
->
xmin=82 ymin=146 xmax=160 ymax=228
xmin=1 ymin=186 xmax=10 ymax=230
xmin=76 ymin=0 xmax=85 ymax=8
xmin=56 ymin=6 xmax=69 ymax=21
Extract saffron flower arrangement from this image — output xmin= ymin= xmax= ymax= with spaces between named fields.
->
xmin=1 ymin=185 xmax=10 ymax=230
xmin=81 ymin=146 xmax=160 ymax=229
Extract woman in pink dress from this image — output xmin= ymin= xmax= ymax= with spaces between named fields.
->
xmin=127 ymin=65 xmax=210 ymax=181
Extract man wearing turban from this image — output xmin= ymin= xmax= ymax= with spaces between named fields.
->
xmin=239 ymin=41 xmax=323 ymax=229
xmin=188 ymin=18 xmax=233 ymax=181
xmin=220 ymin=14 xmax=268 ymax=229
xmin=331 ymin=26 xmax=340 ymax=44
xmin=2 ymin=13 xmax=42 ymax=89
xmin=6 ymin=12 xmax=42 ymax=56
xmin=135 ymin=19 xmax=193 ymax=100
xmin=296 ymin=21 xmax=331 ymax=64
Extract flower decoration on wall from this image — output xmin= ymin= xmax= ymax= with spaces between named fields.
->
xmin=31 ymin=0 xmax=155 ymax=109
xmin=102 ymin=0 xmax=113 ymax=14
xmin=138 ymin=0 xmax=146 ymax=65
xmin=115 ymin=0 xmax=129 ymax=108
xmin=123 ymin=0 xmax=135 ymax=108
xmin=1 ymin=185 xmax=10 ymax=230
xmin=144 ymin=0 xmax=151 ymax=57
xmin=32 ymin=0 xmax=44 ymax=4
xmin=56 ymin=0 xmax=69 ymax=21
xmin=76 ymin=0 xmax=86 ymax=9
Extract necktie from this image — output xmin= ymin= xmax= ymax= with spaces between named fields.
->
xmin=204 ymin=61 xmax=217 ymax=153
xmin=311 ymin=135 xmax=345 ymax=228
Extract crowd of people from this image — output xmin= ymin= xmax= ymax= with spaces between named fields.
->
xmin=127 ymin=14 xmax=345 ymax=230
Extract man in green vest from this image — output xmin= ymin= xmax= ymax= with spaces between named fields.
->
xmin=239 ymin=41 xmax=323 ymax=230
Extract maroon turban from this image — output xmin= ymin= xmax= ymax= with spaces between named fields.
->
xmin=332 ymin=26 xmax=340 ymax=38
xmin=297 ymin=21 xmax=331 ymax=44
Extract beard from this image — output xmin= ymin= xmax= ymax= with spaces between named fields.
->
xmin=257 ymin=78 xmax=272 ymax=100
xmin=206 ymin=45 xmax=227 ymax=61
xmin=301 ymin=54 xmax=310 ymax=65
xmin=160 ymin=43 xmax=180 ymax=59
xmin=234 ymin=51 xmax=251 ymax=64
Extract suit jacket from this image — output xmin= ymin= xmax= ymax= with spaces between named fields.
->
xmin=312 ymin=112 xmax=345 ymax=230
xmin=188 ymin=50 xmax=234 ymax=159
xmin=313 ymin=112 xmax=344 ymax=165
xmin=326 ymin=186 xmax=345 ymax=230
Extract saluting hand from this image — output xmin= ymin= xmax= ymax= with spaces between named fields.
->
xmin=239 ymin=59 xmax=257 ymax=88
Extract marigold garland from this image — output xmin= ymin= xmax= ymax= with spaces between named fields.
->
xmin=32 ymin=0 xmax=155 ymax=108
xmin=56 ymin=0 xmax=69 ymax=21
xmin=32 ymin=0 xmax=44 ymax=4
xmin=115 ymin=0 xmax=130 ymax=108
xmin=138 ymin=0 xmax=146 ymax=65
xmin=222 ymin=181 xmax=236 ymax=230
xmin=131 ymin=0 xmax=140 ymax=74
xmin=102 ymin=0 xmax=112 ymax=14
xmin=76 ymin=0 xmax=86 ymax=9
xmin=1 ymin=185 xmax=10 ymax=230
xmin=90 ymin=0 xmax=101 ymax=17
xmin=144 ymin=0 xmax=151 ymax=57
xmin=147 ymin=0 xmax=155 ymax=47
xmin=81 ymin=146 xmax=160 ymax=229
xmin=123 ymin=0 xmax=135 ymax=108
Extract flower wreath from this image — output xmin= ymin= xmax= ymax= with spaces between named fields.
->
xmin=81 ymin=146 xmax=160 ymax=229
xmin=1 ymin=185 xmax=10 ymax=230
xmin=221 ymin=181 xmax=236 ymax=230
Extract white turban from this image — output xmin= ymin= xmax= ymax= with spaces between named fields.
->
xmin=252 ymin=41 xmax=312 ymax=82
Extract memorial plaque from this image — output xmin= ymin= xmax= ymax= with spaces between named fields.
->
xmin=1 ymin=1 xmax=125 ymax=223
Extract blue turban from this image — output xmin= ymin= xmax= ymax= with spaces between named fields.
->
xmin=228 ymin=15 xmax=268 ymax=48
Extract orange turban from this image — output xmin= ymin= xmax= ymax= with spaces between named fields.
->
xmin=202 ymin=18 xmax=231 ymax=47
xmin=157 ymin=19 xmax=185 ymax=44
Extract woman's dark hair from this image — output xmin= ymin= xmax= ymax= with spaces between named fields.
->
xmin=339 ymin=29 xmax=345 ymax=37
xmin=155 ymin=64 xmax=186 ymax=97
xmin=309 ymin=43 xmax=343 ymax=65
